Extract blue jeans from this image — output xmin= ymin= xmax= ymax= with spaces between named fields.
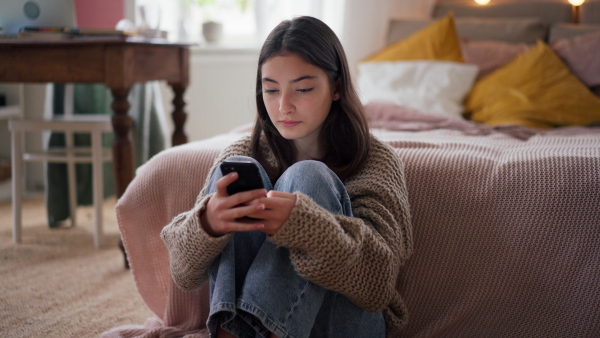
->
xmin=204 ymin=156 xmax=385 ymax=338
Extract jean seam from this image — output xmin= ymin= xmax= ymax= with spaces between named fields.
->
xmin=210 ymin=303 xmax=259 ymax=338
xmin=237 ymin=299 xmax=296 ymax=338
xmin=283 ymin=279 xmax=311 ymax=327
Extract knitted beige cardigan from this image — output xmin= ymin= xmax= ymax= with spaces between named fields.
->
xmin=160 ymin=134 xmax=413 ymax=333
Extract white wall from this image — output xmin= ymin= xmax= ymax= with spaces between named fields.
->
xmin=342 ymin=0 xmax=436 ymax=77
xmin=160 ymin=47 xmax=259 ymax=142
xmin=175 ymin=0 xmax=437 ymax=142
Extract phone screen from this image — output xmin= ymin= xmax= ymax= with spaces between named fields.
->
xmin=220 ymin=160 xmax=264 ymax=195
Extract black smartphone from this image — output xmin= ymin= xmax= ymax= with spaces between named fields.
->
xmin=220 ymin=160 xmax=265 ymax=195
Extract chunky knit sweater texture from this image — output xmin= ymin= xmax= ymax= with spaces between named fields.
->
xmin=160 ymin=134 xmax=413 ymax=333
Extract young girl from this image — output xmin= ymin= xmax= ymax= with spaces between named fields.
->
xmin=161 ymin=16 xmax=412 ymax=338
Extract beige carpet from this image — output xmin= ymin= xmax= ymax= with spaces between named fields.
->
xmin=0 ymin=196 xmax=156 ymax=337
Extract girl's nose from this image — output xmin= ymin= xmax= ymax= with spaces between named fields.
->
xmin=279 ymin=93 xmax=295 ymax=114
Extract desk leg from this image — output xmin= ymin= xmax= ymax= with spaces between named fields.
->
xmin=171 ymin=83 xmax=188 ymax=146
xmin=110 ymin=87 xmax=135 ymax=198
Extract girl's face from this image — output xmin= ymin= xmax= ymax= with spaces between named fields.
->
xmin=261 ymin=53 xmax=339 ymax=151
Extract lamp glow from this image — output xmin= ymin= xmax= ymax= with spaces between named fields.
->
xmin=569 ymin=0 xmax=585 ymax=6
xmin=474 ymin=0 xmax=491 ymax=4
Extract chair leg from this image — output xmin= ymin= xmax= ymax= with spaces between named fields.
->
xmin=11 ymin=129 xmax=23 ymax=243
xmin=92 ymin=130 xmax=103 ymax=249
xmin=66 ymin=131 xmax=77 ymax=227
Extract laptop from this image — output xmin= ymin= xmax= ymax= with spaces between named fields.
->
xmin=0 ymin=0 xmax=76 ymax=36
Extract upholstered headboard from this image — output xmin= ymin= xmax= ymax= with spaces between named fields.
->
xmin=432 ymin=2 xmax=573 ymax=24
xmin=387 ymin=1 xmax=600 ymax=45
xmin=581 ymin=1 xmax=600 ymax=24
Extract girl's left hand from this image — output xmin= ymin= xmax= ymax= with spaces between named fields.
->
xmin=248 ymin=190 xmax=296 ymax=235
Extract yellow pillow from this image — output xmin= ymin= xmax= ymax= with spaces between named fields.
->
xmin=465 ymin=40 xmax=600 ymax=129
xmin=362 ymin=14 xmax=463 ymax=62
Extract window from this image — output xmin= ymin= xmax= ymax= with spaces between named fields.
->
xmin=134 ymin=0 xmax=345 ymax=47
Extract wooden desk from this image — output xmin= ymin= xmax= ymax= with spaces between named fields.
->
xmin=0 ymin=37 xmax=190 ymax=197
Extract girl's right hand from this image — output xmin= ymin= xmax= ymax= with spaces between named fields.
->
xmin=200 ymin=172 xmax=268 ymax=237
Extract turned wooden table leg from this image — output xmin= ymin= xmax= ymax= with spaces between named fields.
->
xmin=111 ymin=87 xmax=134 ymax=269
xmin=110 ymin=87 xmax=135 ymax=198
xmin=171 ymin=83 xmax=188 ymax=146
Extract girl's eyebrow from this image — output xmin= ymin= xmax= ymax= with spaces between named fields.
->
xmin=262 ymin=75 xmax=318 ymax=84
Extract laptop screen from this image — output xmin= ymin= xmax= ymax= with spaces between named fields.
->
xmin=0 ymin=0 xmax=76 ymax=35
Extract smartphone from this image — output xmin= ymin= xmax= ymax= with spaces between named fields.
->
xmin=220 ymin=160 xmax=265 ymax=196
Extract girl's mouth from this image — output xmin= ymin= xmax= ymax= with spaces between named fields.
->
xmin=280 ymin=120 xmax=301 ymax=127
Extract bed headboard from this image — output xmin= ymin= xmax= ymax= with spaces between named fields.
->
xmin=581 ymin=1 xmax=600 ymax=24
xmin=387 ymin=1 xmax=600 ymax=45
xmin=432 ymin=2 xmax=573 ymax=24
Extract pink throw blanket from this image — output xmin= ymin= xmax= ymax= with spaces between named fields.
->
xmin=104 ymin=114 xmax=600 ymax=337
xmin=364 ymin=101 xmax=540 ymax=140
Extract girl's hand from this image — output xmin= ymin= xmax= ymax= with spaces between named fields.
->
xmin=247 ymin=190 xmax=297 ymax=236
xmin=201 ymin=172 xmax=268 ymax=237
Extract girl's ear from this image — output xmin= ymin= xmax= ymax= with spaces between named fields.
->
xmin=332 ymin=78 xmax=341 ymax=101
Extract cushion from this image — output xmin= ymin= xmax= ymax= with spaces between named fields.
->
xmin=357 ymin=61 xmax=478 ymax=119
xmin=364 ymin=14 xmax=463 ymax=62
xmin=460 ymin=37 xmax=531 ymax=78
xmin=551 ymin=30 xmax=600 ymax=88
xmin=465 ymin=41 xmax=600 ymax=129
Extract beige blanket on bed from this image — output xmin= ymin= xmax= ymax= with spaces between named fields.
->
xmin=104 ymin=121 xmax=600 ymax=337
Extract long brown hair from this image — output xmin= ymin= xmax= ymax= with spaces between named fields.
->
xmin=251 ymin=16 xmax=370 ymax=181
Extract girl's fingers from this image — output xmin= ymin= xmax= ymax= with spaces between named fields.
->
xmin=204 ymin=174 xmax=266 ymax=236
xmin=266 ymin=190 xmax=295 ymax=199
xmin=206 ymin=186 xmax=294 ymax=236
xmin=223 ymin=220 xmax=265 ymax=232
xmin=220 ymin=202 xmax=265 ymax=221
xmin=247 ymin=193 xmax=296 ymax=235
xmin=215 ymin=172 xmax=238 ymax=196
xmin=229 ymin=188 xmax=268 ymax=207
xmin=261 ymin=192 xmax=297 ymax=211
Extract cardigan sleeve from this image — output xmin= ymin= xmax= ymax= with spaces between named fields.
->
xmin=269 ymin=139 xmax=413 ymax=313
xmin=160 ymin=135 xmax=253 ymax=291
xmin=160 ymin=194 xmax=233 ymax=290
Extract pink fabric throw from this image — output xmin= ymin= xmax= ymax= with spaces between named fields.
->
xmin=364 ymin=101 xmax=539 ymax=140
xmin=365 ymin=101 xmax=489 ymax=134
xmin=101 ymin=136 xmax=236 ymax=338
xmin=105 ymin=120 xmax=600 ymax=337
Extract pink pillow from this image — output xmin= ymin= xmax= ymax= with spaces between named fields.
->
xmin=551 ymin=31 xmax=600 ymax=87
xmin=459 ymin=37 xmax=531 ymax=78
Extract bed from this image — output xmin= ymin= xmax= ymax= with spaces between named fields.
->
xmin=105 ymin=2 xmax=600 ymax=337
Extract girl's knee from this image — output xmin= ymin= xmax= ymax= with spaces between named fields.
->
xmin=276 ymin=160 xmax=351 ymax=216
xmin=277 ymin=161 xmax=340 ymax=194
xmin=282 ymin=161 xmax=334 ymax=184
xmin=287 ymin=160 xmax=330 ymax=176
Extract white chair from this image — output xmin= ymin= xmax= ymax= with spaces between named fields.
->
xmin=9 ymin=114 xmax=113 ymax=248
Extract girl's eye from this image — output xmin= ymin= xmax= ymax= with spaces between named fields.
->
xmin=297 ymin=88 xmax=314 ymax=93
xmin=264 ymin=89 xmax=278 ymax=94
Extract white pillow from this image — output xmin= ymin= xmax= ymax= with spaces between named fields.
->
xmin=357 ymin=61 xmax=479 ymax=119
